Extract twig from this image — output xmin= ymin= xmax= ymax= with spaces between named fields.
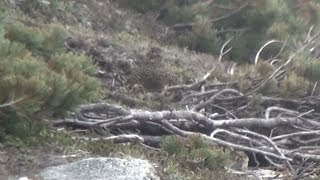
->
xmin=204 ymin=38 xmax=233 ymax=79
xmin=0 ymin=97 xmax=24 ymax=108
xmin=311 ymin=81 xmax=318 ymax=96
xmin=235 ymin=129 xmax=294 ymax=172
xmin=271 ymin=130 xmax=320 ymax=141
xmin=265 ymin=107 xmax=299 ymax=119
xmin=254 ymin=40 xmax=281 ymax=64
xmin=192 ymin=89 xmax=241 ymax=111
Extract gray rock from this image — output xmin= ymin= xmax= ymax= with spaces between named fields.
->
xmin=39 ymin=157 xmax=160 ymax=180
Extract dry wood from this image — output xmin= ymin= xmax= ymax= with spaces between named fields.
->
xmin=53 ymin=35 xmax=320 ymax=178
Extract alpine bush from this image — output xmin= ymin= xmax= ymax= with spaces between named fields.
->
xmin=0 ymin=13 xmax=102 ymax=140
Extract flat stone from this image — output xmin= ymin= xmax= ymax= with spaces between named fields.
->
xmin=39 ymin=157 xmax=160 ymax=180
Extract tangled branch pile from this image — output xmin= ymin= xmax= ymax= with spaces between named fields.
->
xmin=55 ymin=28 xmax=320 ymax=178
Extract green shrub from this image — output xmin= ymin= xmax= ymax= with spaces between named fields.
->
xmin=178 ymin=17 xmax=221 ymax=54
xmin=0 ymin=110 xmax=46 ymax=142
xmin=5 ymin=23 xmax=68 ymax=59
xmin=161 ymin=135 xmax=230 ymax=170
xmin=161 ymin=136 xmax=186 ymax=155
xmin=0 ymin=15 xmax=102 ymax=140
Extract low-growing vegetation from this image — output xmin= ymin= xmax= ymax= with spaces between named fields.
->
xmin=3 ymin=128 xmax=233 ymax=179
xmin=161 ymin=135 xmax=230 ymax=170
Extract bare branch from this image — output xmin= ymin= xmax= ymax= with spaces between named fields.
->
xmin=235 ymin=129 xmax=294 ymax=172
xmin=254 ymin=40 xmax=281 ymax=64
xmin=272 ymin=130 xmax=320 ymax=141
xmin=0 ymin=97 xmax=24 ymax=108
xmin=265 ymin=107 xmax=299 ymax=119
xmin=192 ymin=89 xmax=241 ymax=111
xmin=203 ymin=37 xmax=233 ymax=80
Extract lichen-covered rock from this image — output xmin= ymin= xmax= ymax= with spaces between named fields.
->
xmin=39 ymin=157 xmax=160 ymax=180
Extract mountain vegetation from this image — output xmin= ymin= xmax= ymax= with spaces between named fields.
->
xmin=1 ymin=0 xmax=320 ymax=179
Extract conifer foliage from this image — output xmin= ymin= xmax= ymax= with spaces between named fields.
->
xmin=0 ymin=10 xmax=102 ymax=140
